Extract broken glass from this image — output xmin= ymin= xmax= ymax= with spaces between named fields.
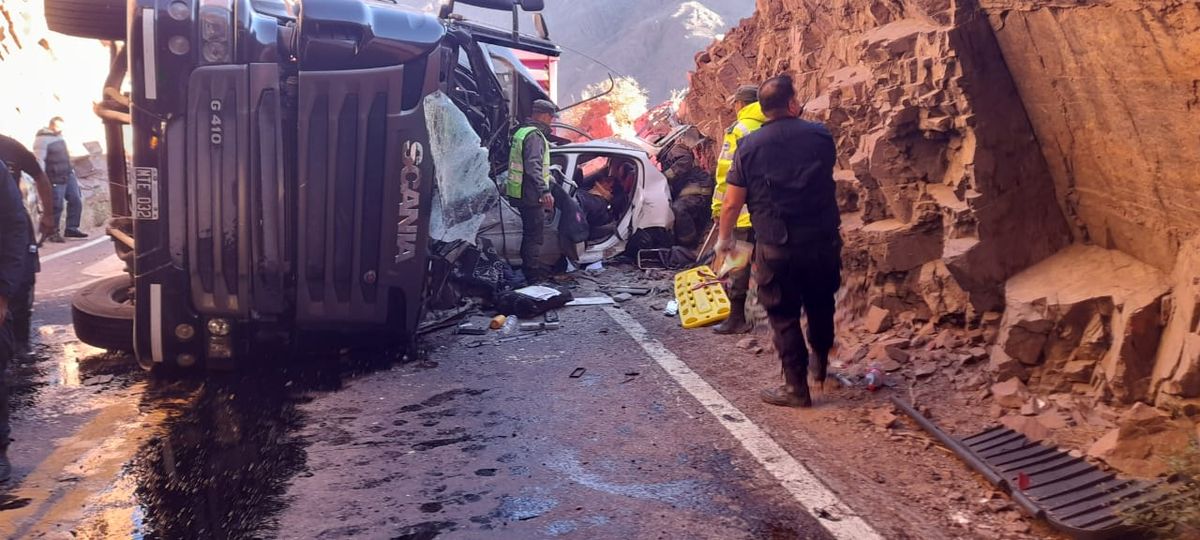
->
xmin=424 ymin=91 xmax=499 ymax=245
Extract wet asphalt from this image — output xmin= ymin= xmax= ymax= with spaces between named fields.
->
xmin=0 ymin=241 xmax=834 ymax=539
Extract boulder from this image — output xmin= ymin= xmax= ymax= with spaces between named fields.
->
xmin=918 ymin=260 xmax=971 ymax=319
xmin=992 ymin=378 xmax=1030 ymax=409
xmin=987 ymin=350 xmax=1027 ymax=382
xmin=1087 ymin=403 xmax=1197 ymax=477
xmin=1000 ymin=246 xmax=1171 ymax=402
xmin=865 ymin=305 xmax=893 ymax=334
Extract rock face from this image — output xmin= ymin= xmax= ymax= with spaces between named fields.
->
xmin=684 ymin=0 xmax=1071 ymax=324
xmin=682 ymin=0 xmax=1200 ymax=422
xmin=979 ymin=1 xmax=1200 ymax=273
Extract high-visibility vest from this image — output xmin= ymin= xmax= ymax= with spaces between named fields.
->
xmin=506 ymin=126 xmax=551 ymax=199
xmin=712 ymin=102 xmax=766 ymax=229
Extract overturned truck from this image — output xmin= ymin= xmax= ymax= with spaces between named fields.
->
xmin=48 ymin=0 xmax=558 ymax=370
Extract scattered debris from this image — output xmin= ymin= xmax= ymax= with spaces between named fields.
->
xmin=606 ymin=286 xmax=651 ymax=296
xmin=569 ymin=368 xmax=586 ymax=379
xmin=663 ymin=300 xmax=679 ymax=316
xmin=519 ymin=322 xmax=561 ymax=332
xmin=870 ymin=407 xmax=899 ymax=429
xmin=490 ymin=315 xmax=508 ymax=330
xmin=613 ymin=293 xmax=634 ymax=303
xmin=736 ymin=337 xmax=759 ymax=350
xmin=82 ymin=374 xmax=114 ymax=386
xmin=456 ymin=322 xmax=488 ymax=335
xmin=566 ymin=297 xmax=615 ymax=307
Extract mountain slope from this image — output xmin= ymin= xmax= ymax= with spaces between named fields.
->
xmin=452 ymin=0 xmax=756 ymax=103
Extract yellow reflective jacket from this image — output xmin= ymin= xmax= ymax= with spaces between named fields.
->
xmin=712 ymin=101 xmax=766 ymax=228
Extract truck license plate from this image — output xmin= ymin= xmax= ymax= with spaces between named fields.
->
xmin=134 ymin=167 xmax=159 ymax=220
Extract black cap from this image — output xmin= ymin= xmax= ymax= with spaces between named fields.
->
xmin=531 ymin=99 xmax=558 ymax=115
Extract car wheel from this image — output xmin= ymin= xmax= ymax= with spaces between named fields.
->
xmin=44 ymin=0 xmax=126 ymax=41
xmin=72 ymin=275 xmax=135 ymax=356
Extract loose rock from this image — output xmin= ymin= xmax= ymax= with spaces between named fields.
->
xmin=991 ymin=378 xmax=1030 ymax=409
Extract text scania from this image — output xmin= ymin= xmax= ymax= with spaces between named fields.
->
xmin=395 ymin=141 xmax=423 ymax=263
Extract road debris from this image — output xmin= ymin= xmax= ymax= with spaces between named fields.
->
xmin=569 ymin=367 xmax=586 ymax=379
xmin=565 ymin=297 xmax=615 ymax=307
xmin=520 ymin=321 xmax=561 ymax=332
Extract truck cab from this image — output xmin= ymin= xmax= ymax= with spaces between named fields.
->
xmin=49 ymin=0 xmax=558 ymax=370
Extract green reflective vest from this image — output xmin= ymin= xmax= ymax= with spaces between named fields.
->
xmin=507 ymin=126 xmax=551 ymax=199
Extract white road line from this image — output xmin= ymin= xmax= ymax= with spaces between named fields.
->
xmin=604 ymin=307 xmax=883 ymax=540
xmin=40 ymin=237 xmax=109 ymax=264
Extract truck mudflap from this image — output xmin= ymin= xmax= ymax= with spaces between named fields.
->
xmin=295 ymin=59 xmax=440 ymax=330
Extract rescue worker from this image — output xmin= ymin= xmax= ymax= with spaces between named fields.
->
xmin=716 ymin=75 xmax=841 ymax=408
xmin=661 ymin=128 xmax=713 ymax=247
xmin=0 ymin=134 xmax=55 ymax=355
xmin=506 ymin=100 xmax=557 ymax=283
xmin=1 ymin=161 xmax=33 ymax=482
xmin=34 ymin=117 xmax=87 ymax=243
xmin=711 ymin=84 xmax=766 ymax=335
xmin=577 ymin=175 xmax=618 ymax=241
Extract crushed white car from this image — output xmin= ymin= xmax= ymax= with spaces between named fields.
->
xmin=478 ymin=138 xmax=675 ymax=268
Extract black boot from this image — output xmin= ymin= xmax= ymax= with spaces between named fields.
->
xmin=760 ymin=383 xmax=812 ymax=408
xmin=761 ymin=365 xmax=813 ymax=408
xmin=809 ymin=351 xmax=829 ymax=385
xmin=714 ymin=298 xmax=752 ymax=335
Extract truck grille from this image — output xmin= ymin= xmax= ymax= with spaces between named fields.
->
xmin=184 ymin=61 xmax=436 ymax=329
xmin=187 ymin=66 xmax=251 ymax=316
xmin=296 ymin=63 xmax=432 ymax=324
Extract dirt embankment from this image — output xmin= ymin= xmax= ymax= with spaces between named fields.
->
xmin=682 ymin=0 xmax=1200 ymax=477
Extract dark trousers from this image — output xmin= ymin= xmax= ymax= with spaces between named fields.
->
xmin=754 ymin=236 xmax=842 ymax=387
xmin=518 ymin=204 xmax=546 ymax=279
xmin=671 ymin=194 xmax=710 ymax=248
xmin=10 ymin=276 xmax=33 ymax=348
xmin=727 ymin=228 xmax=754 ymax=302
xmin=1 ymin=312 xmax=13 ymax=449
xmin=52 ymin=172 xmax=83 ymax=233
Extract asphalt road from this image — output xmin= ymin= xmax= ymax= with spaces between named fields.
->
xmin=0 ymin=239 xmax=878 ymax=539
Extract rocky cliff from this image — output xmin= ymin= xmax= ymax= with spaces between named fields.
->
xmin=683 ymin=0 xmax=1200 ymax=422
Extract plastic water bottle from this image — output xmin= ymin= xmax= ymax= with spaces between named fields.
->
xmin=864 ymin=365 xmax=884 ymax=392
xmin=499 ymin=316 xmax=519 ymax=336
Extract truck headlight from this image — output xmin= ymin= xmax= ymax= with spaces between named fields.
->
xmin=207 ymin=318 xmax=232 ymax=337
xmin=199 ymin=0 xmax=234 ymax=64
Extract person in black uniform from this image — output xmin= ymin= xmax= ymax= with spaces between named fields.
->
xmin=0 ymin=135 xmax=54 ymax=356
xmin=715 ymin=75 xmax=842 ymax=407
xmin=0 ymin=135 xmax=55 ymax=355
xmin=0 ymin=161 xmax=34 ymax=482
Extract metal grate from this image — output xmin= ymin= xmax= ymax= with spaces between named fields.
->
xmin=961 ymin=426 xmax=1192 ymax=538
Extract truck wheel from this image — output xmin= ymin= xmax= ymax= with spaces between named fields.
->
xmin=44 ymin=0 xmax=126 ymax=41
xmin=72 ymin=275 xmax=135 ymax=354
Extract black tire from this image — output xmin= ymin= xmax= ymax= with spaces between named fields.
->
xmin=44 ymin=0 xmax=126 ymax=41
xmin=72 ymin=275 xmax=135 ymax=354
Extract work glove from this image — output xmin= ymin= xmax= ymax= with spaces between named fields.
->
xmin=714 ymin=236 xmax=735 ymax=258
